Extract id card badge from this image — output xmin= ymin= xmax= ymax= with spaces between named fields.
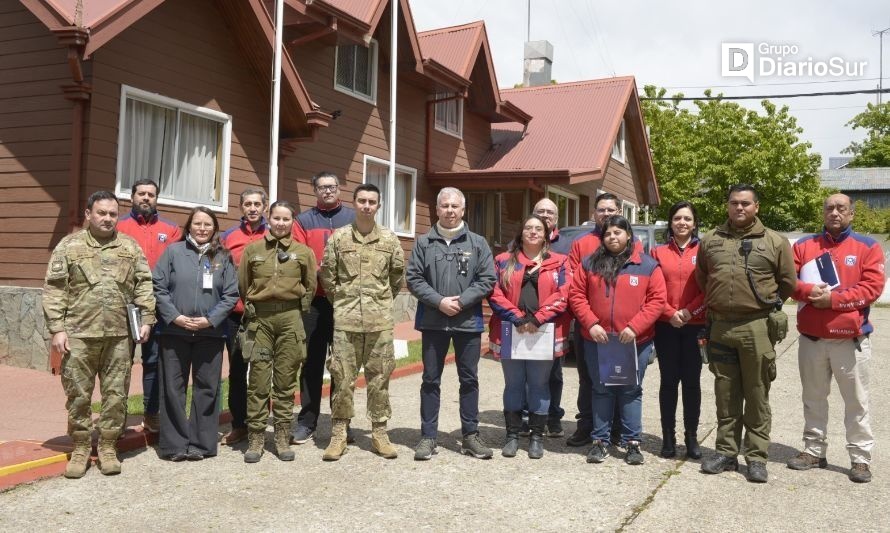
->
xmin=202 ymin=258 xmax=213 ymax=289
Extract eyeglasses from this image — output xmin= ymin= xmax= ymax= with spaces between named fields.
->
xmin=315 ymin=185 xmax=338 ymax=192
xmin=595 ymin=208 xmax=619 ymax=214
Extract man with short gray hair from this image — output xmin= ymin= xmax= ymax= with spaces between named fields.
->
xmin=787 ymin=193 xmax=884 ymax=483
xmin=407 ymin=187 xmax=496 ymax=460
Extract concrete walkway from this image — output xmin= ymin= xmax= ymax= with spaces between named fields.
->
xmin=1 ymin=309 xmax=886 ymax=531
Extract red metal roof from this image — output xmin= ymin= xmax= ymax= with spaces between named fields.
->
xmin=321 ymin=0 xmax=381 ymax=23
xmin=417 ymin=21 xmax=484 ymax=80
xmin=477 ymin=77 xmax=636 ymax=173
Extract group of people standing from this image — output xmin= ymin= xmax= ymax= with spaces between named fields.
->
xmin=45 ymin=178 xmax=881 ymax=486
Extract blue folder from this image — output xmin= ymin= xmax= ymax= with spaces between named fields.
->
xmin=597 ymin=335 xmax=639 ymax=386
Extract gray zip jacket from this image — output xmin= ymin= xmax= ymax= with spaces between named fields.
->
xmin=153 ymin=241 xmax=239 ymax=337
xmin=406 ymin=224 xmax=496 ymax=332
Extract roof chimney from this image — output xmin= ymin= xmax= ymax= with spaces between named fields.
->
xmin=523 ymin=40 xmax=553 ymax=87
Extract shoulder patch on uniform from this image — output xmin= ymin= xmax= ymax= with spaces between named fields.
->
xmin=51 ymin=260 xmax=64 ymax=272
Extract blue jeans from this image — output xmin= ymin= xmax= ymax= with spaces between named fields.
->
xmin=584 ymin=339 xmax=653 ymax=444
xmin=502 ymin=359 xmax=553 ymax=414
xmin=420 ymin=330 xmax=481 ymax=438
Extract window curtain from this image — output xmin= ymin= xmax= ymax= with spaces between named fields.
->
xmin=394 ymin=171 xmax=411 ymax=233
xmin=169 ymin=112 xmax=220 ymax=204
xmin=122 ymin=99 xmax=174 ymax=189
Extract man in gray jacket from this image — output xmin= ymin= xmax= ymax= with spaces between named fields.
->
xmin=407 ymin=187 xmax=496 ymax=460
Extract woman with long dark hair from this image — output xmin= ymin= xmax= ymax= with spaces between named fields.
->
xmin=488 ymin=214 xmax=572 ymax=459
xmin=651 ymin=201 xmax=705 ymax=459
xmin=153 ymin=206 xmax=239 ymax=461
xmin=569 ymin=215 xmax=666 ymax=465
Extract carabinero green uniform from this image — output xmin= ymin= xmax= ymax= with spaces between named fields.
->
xmin=239 ymin=233 xmax=316 ymax=434
xmin=696 ymin=217 xmax=796 ymax=463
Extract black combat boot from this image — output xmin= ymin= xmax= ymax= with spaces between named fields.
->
xmin=661 ymin=430 xmax=677 ymax=458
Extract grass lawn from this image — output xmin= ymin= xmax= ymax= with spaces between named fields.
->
xmin=93 ymin=338 xmax=424 ymax=415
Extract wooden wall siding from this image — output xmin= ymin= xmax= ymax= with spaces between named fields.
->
xmin=85 ymin=0 xmax=272 ymax=232
xmin=285 ymin=35 xmax=462 ymax=257
xmin=0 ymin=1 xmax=74 ymax=286
xmin=602 ymin=154 xmax=642 ymax=207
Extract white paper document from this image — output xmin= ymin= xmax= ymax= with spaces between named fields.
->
xmin=500 ymin=322 xmax=555 ymax=360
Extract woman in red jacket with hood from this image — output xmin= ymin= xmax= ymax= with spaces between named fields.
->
xmin=650 ymin=201 xmax=706 ymax=460
xmin=489 ymin=214 xmax=572 ymax=459
xmin=569 ymin=215 xmax=666 ymax=466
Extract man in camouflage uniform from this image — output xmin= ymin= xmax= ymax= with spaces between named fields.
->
xmin=319 ymin=183 xmax=405 ymax=461
xmin=43 ymin=190 xmax=155 ymax=478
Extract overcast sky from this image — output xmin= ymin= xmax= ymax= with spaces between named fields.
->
xmin=410 ymin=0 xmax=890 ymax=169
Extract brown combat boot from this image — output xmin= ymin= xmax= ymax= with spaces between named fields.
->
xmin=274 ymin=423 xmax=295 ymax=461
xmin=96 ymin=429 xmax=121 ymax=475
xmin=244 ymin=430 xmax=265 ymax=463
xmin=64 ymin=431 xmax=92 ymax=479
xmin=371 ymin=421 xmax=398 ymax=459
xmin=323 ymin=419 xmax=349 ymax=461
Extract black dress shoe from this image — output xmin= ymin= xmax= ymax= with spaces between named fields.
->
xmin=186 ymin=450 xmax=204 ymax=461
xmin=166 ymin=452 xmax=187 ymax=462
xmin=701 ymin=454 xmax=739 ymax=474
xmin=566 ymin=427 xmax=593 ymax=447
xmin=746 ymin=461 xmax=768 ymax=483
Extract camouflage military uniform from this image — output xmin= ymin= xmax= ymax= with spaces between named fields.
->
xmin=320 ymin=223 xmax=405 ymax=422
xmin=43 ymin=229 xmax=156 ymax=434
xmin=239 ymin=234 xmax=316 ymax=432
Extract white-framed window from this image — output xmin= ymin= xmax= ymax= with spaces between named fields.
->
xmin=335 ymin=40 xmax=378 ymax=104
xmin=611 ymin=119 xmax=626 ymax=164
xmin=434 ymin=93 xmax=462 ymax=138
xmin=466 ymin=190 xmax=527 ymax=248
xmin=115 ymin=86 xmax=231 ymax=212
xmin=546 ymin=187 xmax=580 ymax=228
xmin=363 ymin=155 xmax=416 ymax=237
xmin=622 ymin=199 xmax=637 ymax=223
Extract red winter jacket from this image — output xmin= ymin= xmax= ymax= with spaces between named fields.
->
xmin=568 ymin=228 xmax=644 ymax=273
xmin=488 ymin=251 xmax=572 ymax=358
xmin=569 ymin=248 xmax=667 ymax=345
xmin=650 ymin=238 xmax=706 ymax=325
xmin=792 ymin=226 xmax=885 ymax=339
xmin=117 ymin=211 xmax=181 ymax=270
xmin=221 ymin=217 xmax=269 ymax=314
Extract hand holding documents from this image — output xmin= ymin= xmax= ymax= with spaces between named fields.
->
xmin=798 ymin=252 xmax=839 ymax=309
xmin=799 ymin=252 xmax=839 ymax=289
xmin=126 ymin=304 xmax=143 ymax=342
xmin=499 ymin=322 xmax=554 ymax=360
xmin=597 ymin=334 xmax=639 ymax=386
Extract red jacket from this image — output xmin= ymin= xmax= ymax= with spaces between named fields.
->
xmin=117 ymin=211 xmax=181 ymax=270
xmin=650 ymin=238 xmax=706 ymax=324
xmin=569 ymin=228 xmax=643 ymax=272
xmin=792 ymin=226 xmax=885 ymax=339
xmin=221 ymin=217 xmax=269 ymax=314
xmin=488 ymin=251 xmax=572 ymax=358
xmin=569 ymin=248 xmax=667 ymax=345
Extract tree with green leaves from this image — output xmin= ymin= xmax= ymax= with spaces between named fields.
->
xmin=641 ymin=85 xmax=828 ymax=231
xmin=843 ymin=102 xmax=890 ymax=167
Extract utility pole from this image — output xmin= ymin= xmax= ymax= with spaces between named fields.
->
xmin=875 ymin=26 xmax=890 ymax=105
xmin=527 ymin=0 xmax=530 ymax=42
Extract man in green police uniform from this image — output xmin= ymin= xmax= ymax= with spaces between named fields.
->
xmin=696 ymin=184 xmax=796 ymax=483
xmin=319 ymin=183 xmax=405 ymax=461
xmin=43 ymin=190 xmax=155 ymax=478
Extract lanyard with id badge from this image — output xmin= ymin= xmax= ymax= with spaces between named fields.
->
xmin=202 ymin=257 xmax=213 ymax=290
